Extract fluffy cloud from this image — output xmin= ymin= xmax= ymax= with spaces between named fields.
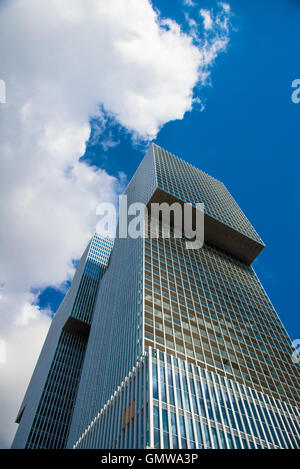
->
xmin=200 ymin=9 xmax=213 ymax=30
xmin=0 ymin=0 xmax=231 ymax=447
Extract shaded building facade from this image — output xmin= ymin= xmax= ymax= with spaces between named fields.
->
xmin=12 ymin=235 xmax=113 ymax=448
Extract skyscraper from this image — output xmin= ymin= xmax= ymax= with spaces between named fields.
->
xmin=13 ymin=144 xmax=300 ymax=449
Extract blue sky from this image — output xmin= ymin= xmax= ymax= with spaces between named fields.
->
xmin=39 ymin=0 xmax=300 ymax=340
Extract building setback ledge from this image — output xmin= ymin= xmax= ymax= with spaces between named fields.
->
xmin=63 ymin=316 xmax=91 ymax=340
xmin=147 ymin=188 xmax=265 ymax=265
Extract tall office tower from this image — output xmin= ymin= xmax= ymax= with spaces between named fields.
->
xmin=65 ymin=144 xmax=299 ymax=449
xmin=12 ymin=234 xmax=114 ymax=449
xmin=13 ymin=144 xmax=300 ymax=450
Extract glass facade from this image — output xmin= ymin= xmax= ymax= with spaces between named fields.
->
xmin=149 ymin=348 xmax=299 ymax=449
xmin=12 ymin=235 xmax=113 ymax=449
xmin=143 ymin=223 xmax=299 ymax=406
xmin=154 ymin=145 xmax=263 ymax=245
xmin=13 ymin=144 xmax=300 ymax=449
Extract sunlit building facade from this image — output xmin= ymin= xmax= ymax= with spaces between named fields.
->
xmin=13 ymin=144 xmax=300 ymax=449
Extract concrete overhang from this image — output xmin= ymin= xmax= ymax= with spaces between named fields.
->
xmin=147 ymin=188 xmax=265 ymax=265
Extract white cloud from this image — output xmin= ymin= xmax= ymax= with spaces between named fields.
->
xmin=184 ymin=3 xmax=232 ymax=88
xmin=0 ymin=0 xmax=231 ymax=447
xmin=220 ymin=2 xmax=231 ymax=13
xmin=200 ymin=9 xmax=213 ymax=30
xmin=183 ymin=0 xmax=196 ymax=7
